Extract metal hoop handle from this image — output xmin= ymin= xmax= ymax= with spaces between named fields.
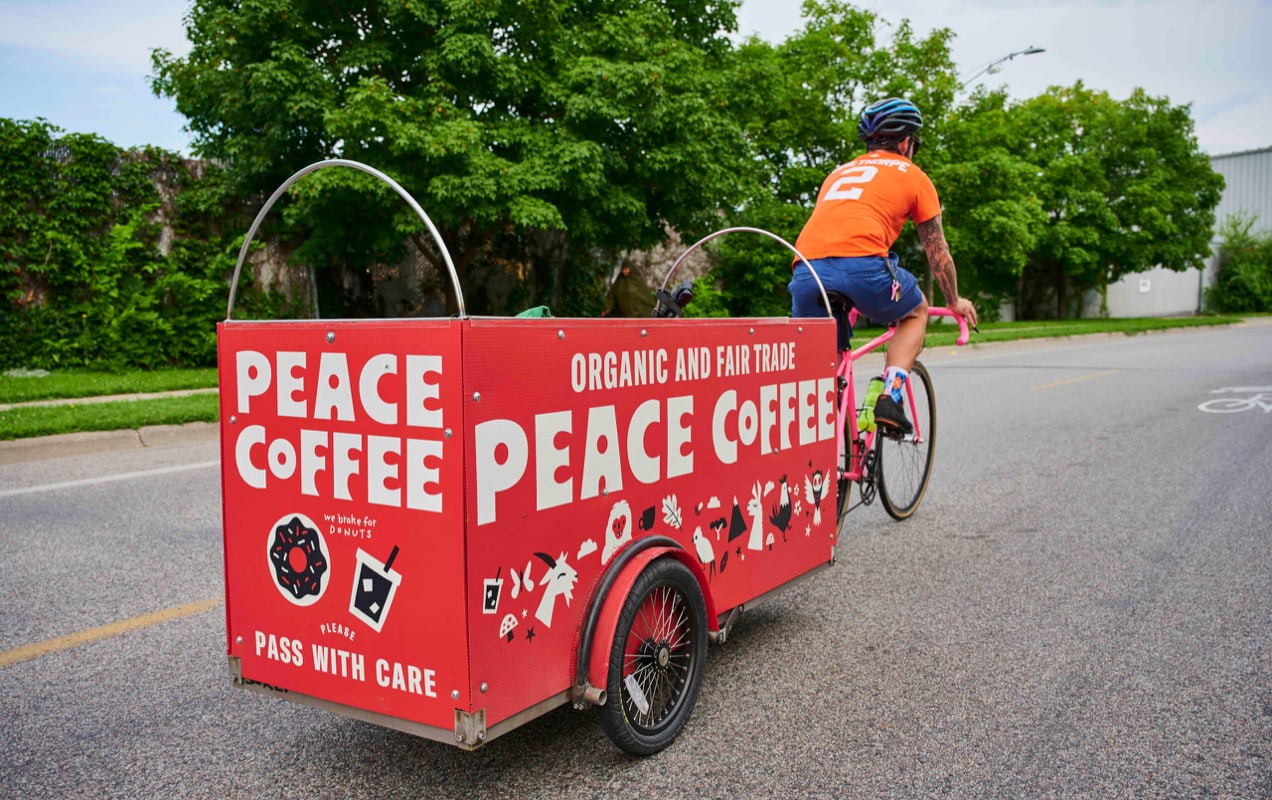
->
xmin=660 ymin=226 xmax=833 ymax=317
xmin=225 ymin=159 xmax=467 ymax=320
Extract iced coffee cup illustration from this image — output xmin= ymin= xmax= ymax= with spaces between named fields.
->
xmin=349 ymin=545 xmax=402 ymax=632
xmin=483 ymin=567 xmax=504 ymax=615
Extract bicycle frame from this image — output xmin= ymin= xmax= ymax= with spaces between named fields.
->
xmin=837 ymin=307 xmax=970 ymax=484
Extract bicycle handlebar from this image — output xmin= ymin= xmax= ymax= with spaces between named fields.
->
xmin=658 ymin=227 xmax=976 ymax=346
xmin=845 ymin=305 xmax=974 ymax=346
xmin=928 ymin=307 xmax=973 ymax=346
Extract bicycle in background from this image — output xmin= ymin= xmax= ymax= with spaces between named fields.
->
xmin=1197 ymin=387 xmax=1272 ymax=414
xmin=830 ymin=301 xmax=970 ymax=530
xmin=655 ymin=226 xmax=973 ymax=533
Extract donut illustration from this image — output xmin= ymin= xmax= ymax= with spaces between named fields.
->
xmin=267 ymin=514 xmax=330 ymax=606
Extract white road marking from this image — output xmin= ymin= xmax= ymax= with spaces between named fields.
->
xmin=0 ymin=461 xmax=219 ymax=498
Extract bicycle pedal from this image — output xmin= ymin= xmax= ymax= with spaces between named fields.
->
xmin=876 ymin=426 xmax=908 ymax=441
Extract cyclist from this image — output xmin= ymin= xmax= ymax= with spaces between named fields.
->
xmin=789 ymin=97 xmax=977 ymax=434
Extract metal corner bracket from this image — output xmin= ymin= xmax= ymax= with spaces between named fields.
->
xmin=454 ymin=709 xmax=487 ymax=748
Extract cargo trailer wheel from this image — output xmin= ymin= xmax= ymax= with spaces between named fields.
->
xmin=599 ymin=558 xmax=708 ymax=755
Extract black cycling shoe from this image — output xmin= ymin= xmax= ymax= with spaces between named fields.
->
xmin=873 ymin=394 xmax=913 ymax=435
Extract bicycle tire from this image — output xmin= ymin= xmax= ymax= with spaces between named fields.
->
xmin=876 ymin=360 xmax=936 ymax=520
xmin=835 ymin=435 xmax=850 ymax=534
xmin=598 ymin=558 xmax=708 ymax=755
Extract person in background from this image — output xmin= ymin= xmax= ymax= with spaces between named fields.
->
xmin=602 ymin=261 xmax=655 ymax=318
xmin=788 ymin=97 xmax=978 ymax=433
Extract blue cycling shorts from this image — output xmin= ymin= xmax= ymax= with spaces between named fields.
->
xmin=788 ymin=254 xmax=925 ymax=344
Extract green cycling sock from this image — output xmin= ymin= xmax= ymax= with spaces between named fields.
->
xmin=858 ymin=377 xmax=885 ymax=433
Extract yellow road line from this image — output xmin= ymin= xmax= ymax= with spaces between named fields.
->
xmin=0 ymin=597 xmax=221 ymax=670
xmin=1032 ymin=369 xmax=1118 ymax=391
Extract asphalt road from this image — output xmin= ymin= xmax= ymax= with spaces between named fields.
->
xmin=2 ymin=322 xmax=1270 ymax=799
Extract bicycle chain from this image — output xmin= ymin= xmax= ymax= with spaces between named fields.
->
xmin=859 ymin=450 xmax=877 ymax=506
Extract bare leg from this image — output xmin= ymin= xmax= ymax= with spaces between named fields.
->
xmin=885 ymin=300 xmax=929 ymax=371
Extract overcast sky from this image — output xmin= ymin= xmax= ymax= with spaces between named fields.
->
xmin=0 ymin=0 xmax=1268 ymax=156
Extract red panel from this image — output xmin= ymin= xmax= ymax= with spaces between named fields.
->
xmin=218 ymin=320 xmax=467 ymax=730
xmin=461 ymin=317 xmax=838 ymax=727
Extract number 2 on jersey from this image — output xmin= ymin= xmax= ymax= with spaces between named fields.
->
xmin=825 ymin=165 xmax=878 ymax=201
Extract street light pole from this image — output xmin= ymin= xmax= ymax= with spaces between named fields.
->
xmin=960 ymin=46 xmax=1046 ymax=88
xmin=923 ymin=47 xmax=1045 ymax=309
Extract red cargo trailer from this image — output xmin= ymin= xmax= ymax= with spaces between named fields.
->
xmin=219 ymin=161 xmax=841 ymax=754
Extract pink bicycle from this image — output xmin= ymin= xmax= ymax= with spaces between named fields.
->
xmin=657 ymin=226 xmax=972 ymax=532
xmin=830 ymin=302 xmax=970 ymax=529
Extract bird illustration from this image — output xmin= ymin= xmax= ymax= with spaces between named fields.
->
xmin=804 ymin=469 xmax=826 ymax=527
xmin=770 ymin=474 xmax=792 ymax=540
xmin=691 ymin=526 xmax=716 ymax=579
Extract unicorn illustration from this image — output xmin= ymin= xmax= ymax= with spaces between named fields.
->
xmin=534 ymin=552 xmax=578 ymax=628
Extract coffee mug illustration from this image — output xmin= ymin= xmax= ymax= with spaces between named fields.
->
xmin=349 ymin=545 xmax=403 ymax=632
xmin=638 ymin=506 xmax=657 ymax=531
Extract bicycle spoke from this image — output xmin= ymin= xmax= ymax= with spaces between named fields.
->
xmin=877 ymin=361 xmax=936 ymax=520
xmin=618 ymin=581 xmax=697 ymax=730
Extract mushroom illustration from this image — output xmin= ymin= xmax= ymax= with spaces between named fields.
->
xmin=499 ymin=613 xmax=519 ymax=643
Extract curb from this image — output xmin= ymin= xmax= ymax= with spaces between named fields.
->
xmin=0 ymin=387 xmax=218 ymax=413
xmin=0 ymin=422 xmax=219 ymax=466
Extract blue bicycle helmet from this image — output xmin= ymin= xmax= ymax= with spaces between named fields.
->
xmin=858 ymin=97 xmax=924 ymax=141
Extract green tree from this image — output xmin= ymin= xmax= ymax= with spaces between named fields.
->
xmin=926 ymin=90 xmax=1046 ymax=312
xmin=695 ymin=0 xmax=958 ymax=317
xmin=1003 ymin=85 xmax=1223 ymax=318
xmin=151 ymin=0 xmax=752 ymax=316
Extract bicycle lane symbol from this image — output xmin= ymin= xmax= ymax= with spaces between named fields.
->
xmin=1197 ymin=386 xmax=1272 ymax=414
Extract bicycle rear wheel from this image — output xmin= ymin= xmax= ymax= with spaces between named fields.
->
xmin=835 ymin=449 xmax=852 ymax=535
xmin=875 ymin=360 xmax=936 ymax=520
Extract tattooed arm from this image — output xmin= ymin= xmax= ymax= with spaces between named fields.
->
xmin=916 ymin=214 xmax=977 ymax=327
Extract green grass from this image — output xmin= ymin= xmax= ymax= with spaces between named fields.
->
xmin=0 ymin=393 xmax=219 ymax=441
xmin=919 ymin=314 xmax=1241 ymax=348
xmin=0 ymin=315 xmax=1250 ymax=441
xmin=0 ymin=367 xmax=217 ymax=404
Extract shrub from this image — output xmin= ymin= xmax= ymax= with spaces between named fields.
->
xmin=0 ymin=119 xmax=232 ymax=370
xmin=1206 ymin=213 xmax=1272 ymax=313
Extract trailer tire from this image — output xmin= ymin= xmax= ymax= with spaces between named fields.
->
xmin=599 ymin=557 xmax=708 ymax=755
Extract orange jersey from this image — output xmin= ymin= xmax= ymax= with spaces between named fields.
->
xmin=794 ymin=151 xmax=942 ymax=260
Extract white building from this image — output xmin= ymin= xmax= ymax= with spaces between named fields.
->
xmin=1103 ymin=145 xmax=1272 ymax=317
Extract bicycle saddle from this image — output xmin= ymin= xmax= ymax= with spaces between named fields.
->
xmin=821 ymin=291 xmax=854 ymax=351
xmin=823 ymin=291 xmax=854 ymax=312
